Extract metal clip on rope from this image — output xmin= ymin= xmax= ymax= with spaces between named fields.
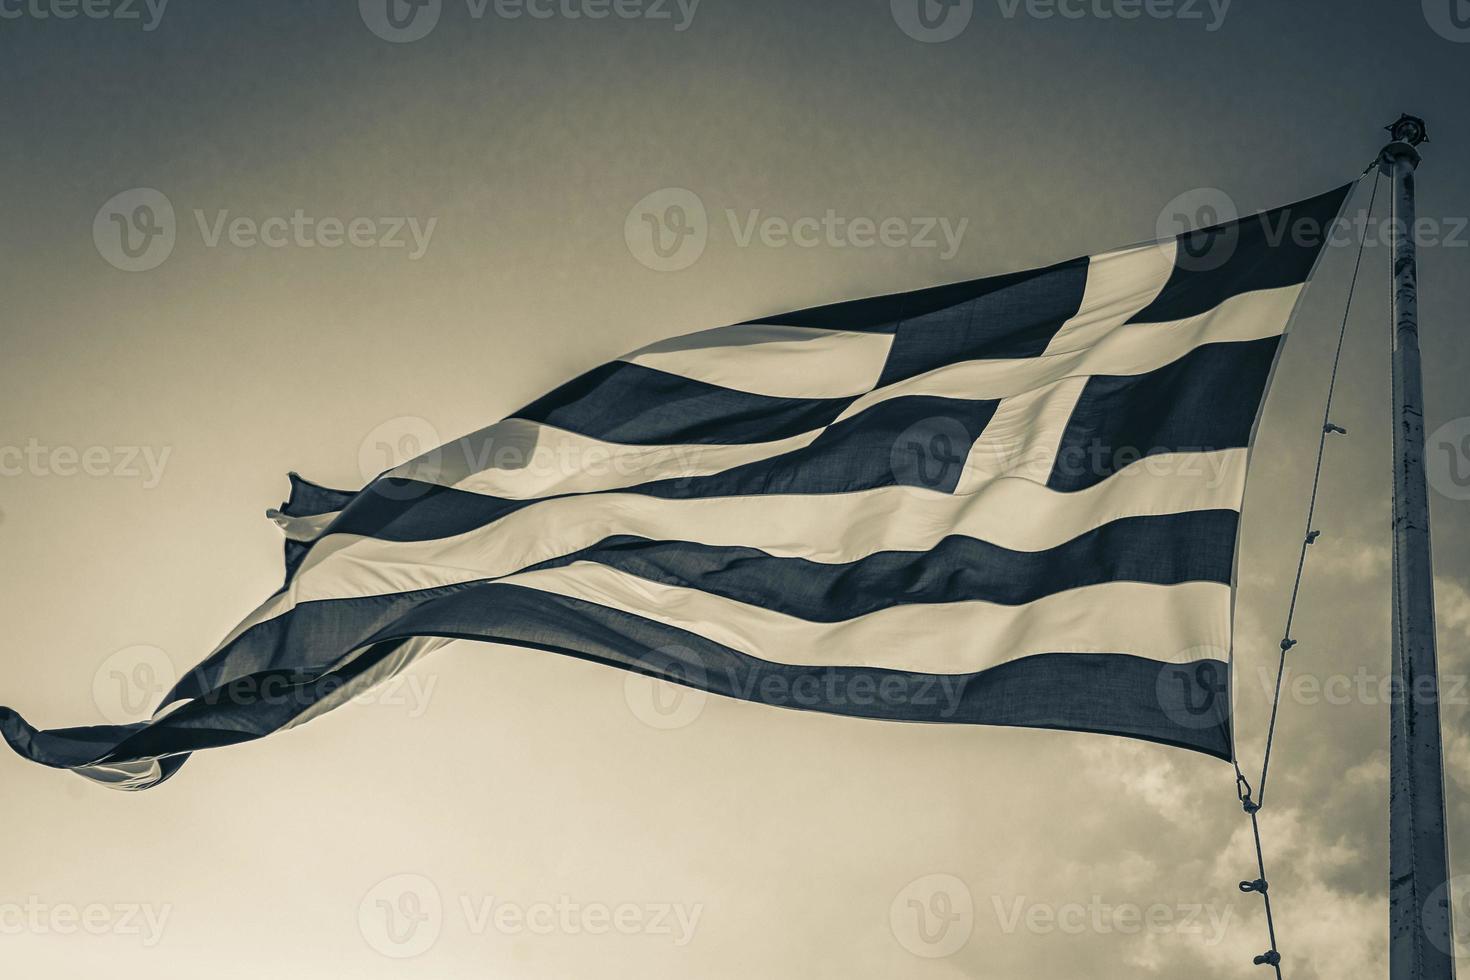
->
xmin=1235 ymin=772 xmax=1260 ymax=815
xmin=1239 ymin=878 xmax=1269 ymax=894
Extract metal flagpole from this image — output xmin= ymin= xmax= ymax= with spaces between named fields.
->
xmin=1381 ymin=113 xmax=1456 ymax=980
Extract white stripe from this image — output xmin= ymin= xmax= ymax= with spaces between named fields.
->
xmin=267 ymin=509 xmax=337 ymax=542
xmin=1043 ymin=239 xmax=1178 ymax=356
xmin=621 ymin=323 xmax=893 ymax=398
xmin=957 ymin=375 xmax=1089 ymax=490
xmin=388 ymin=418 xmax=821 ymax=500
xmin=282 ymin=635 xmax=451 ymax=731
xmin=73 ymin=758 xmax=164 ymax=790
xmin=495 ymin=565 xmax=1231 ymax=673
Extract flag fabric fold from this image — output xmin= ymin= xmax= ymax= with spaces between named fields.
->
xmin=1 ymin=184 xmax=1353 ymax=789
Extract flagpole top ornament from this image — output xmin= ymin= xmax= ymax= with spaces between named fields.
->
xmin=1379 ymin=114 xmax=1428 ymax=174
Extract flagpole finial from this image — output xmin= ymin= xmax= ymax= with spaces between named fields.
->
xmin=1379 ymin=114 xmax=1427 ymax=175
xmin=1386 ymin=113 xmax=1429 ymax=146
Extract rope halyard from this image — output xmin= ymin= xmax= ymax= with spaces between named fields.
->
xmin=1231 ymin=168 xmax=1382 ymax=977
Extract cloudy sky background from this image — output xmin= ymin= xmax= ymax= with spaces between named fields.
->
xmin=2 ymin=1 xmax=1469 ymax=976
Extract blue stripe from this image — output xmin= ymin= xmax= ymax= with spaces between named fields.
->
xmin=1046 ymin=337 xmax=1279 ymax=493
xmin=280 ymin=473 xmax=356 ymax=518
xmin=512 ymin=361 xmax=860 ymax=446
xmin=876 ymin=257 xmax=1089 ymax=385
xmin=748 ymin=257 xmax=1088 ymax=349
xmin=524 ymin=510 xmax=1238 ymax=619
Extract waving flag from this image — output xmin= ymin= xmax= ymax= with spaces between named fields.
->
xmin=1 ymin=185 xmax=1352 ymax=789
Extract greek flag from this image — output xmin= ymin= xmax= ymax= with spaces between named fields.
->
xmin=0 ymin=185 xmax=1352 ymax=789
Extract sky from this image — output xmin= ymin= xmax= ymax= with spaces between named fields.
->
xmin=2 ymin=0 xmax=1470 ymax=976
